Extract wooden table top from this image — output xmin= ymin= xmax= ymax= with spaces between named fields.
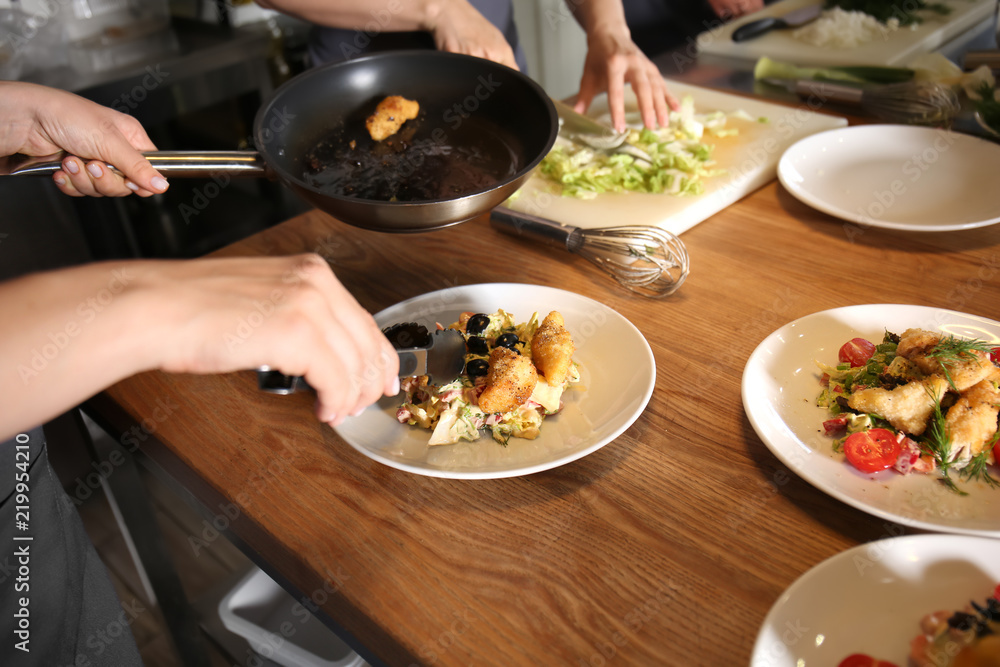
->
xmin=87 ymin=140 xmax=1000 ymax=666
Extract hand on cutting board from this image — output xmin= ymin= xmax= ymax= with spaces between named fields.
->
xmin=0 ymin=254 xmax=399 ymax=441
xmin=0 ymin=81 xmax=168 ymax=197
xmin=708 ymin=0 xmax=765 ymax=19
xmin=568 ymin=0 xmax=680 ymax=131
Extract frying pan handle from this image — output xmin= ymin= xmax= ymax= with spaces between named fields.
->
xmin=1 ymin=151 xmax=271 ymax=178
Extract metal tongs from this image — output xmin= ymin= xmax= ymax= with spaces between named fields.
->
xmin=256 ymin=324 xmax=466 ymax=394
xmin=551 ymin=98 xmax=652 ymax=162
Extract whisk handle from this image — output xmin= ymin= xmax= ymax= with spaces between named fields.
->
xmin=789 ymin=80 xmax=864 ymax=105
xmin=490 ymin=207 xmax=585 ymax=253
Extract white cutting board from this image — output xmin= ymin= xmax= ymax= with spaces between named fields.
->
xmin=505 ymin=80 xmax=846 ymax=235
xmin=696 ymin=0 xmax=994 ymax=66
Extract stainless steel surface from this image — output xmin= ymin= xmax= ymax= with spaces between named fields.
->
xmin=411 ymin=329 xmax=467 ymax=382
xmin=22 ymin=20 xmax=276 ymax=127
xmin=1 ymin=151 xmax=270 ymax=178
xmin=491 ymin=207 xmax=690 ymax=298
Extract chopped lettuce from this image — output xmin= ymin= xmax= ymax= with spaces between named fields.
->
xmin=537 ymin=95 xmax=732 ymax=200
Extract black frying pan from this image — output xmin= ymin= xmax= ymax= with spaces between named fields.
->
xmin=2 ymin=51 xmax=558 ymax=233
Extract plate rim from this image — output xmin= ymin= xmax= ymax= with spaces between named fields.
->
xmin=777 ymin=124 xmax=1000 ymax=232
xmin=750 ymin=532 xmax=1000 ymax=666
xmin=336 ymin=282 xmax=656 ymax=479
xmin=741 ymin=303 xmax=1000 ymax=536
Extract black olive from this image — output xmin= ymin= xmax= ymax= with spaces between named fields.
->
xmin=466 ymin=359 xmax=489 ymax=379
xmin=466 ymin=336 xmax=489 ymax=355
xmin=495 ymin=333 xmax=521 ymax=351
xmin=466 ymin=314 xmax=490 ymax=335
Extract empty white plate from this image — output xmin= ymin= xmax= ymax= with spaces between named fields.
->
xmin=777 ymin=125 xmax=1000 ymax=231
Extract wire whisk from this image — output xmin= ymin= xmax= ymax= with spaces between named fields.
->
xmin=491 ymin=208 xmax=690 ymax=298
xmin=766 ymin=78 xmax=961 ymax=125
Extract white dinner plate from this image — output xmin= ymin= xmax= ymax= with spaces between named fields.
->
xmin=335 ymin=283 xmax=655 ymax=479
xmin=752 ymin=534 xmax=1000 ymax=667
xmin=777 ymin=125 xmax=1000 ymax=232
xmin=742 ymin=304 xmax=1000 ymax=536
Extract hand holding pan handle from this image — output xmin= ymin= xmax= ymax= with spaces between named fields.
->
xmin=0 ymin=150 xmax=272 ymax=178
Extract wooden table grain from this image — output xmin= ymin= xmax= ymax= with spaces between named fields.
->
xmin=86 ymin=168 xmax=1000 ymax=666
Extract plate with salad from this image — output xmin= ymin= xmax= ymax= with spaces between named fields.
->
xmin=752 ymin=533 xmax=1000 ymax=667
xmin=742 ymin=304 xmax=1000 ymax=536
xmin=335 ymin=283 xmax=655 ymax=479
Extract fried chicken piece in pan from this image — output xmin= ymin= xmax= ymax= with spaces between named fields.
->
xmin=366 ymin=95 xmax=419 ymax=142
xmin=478 ymin=347 xmax=538 ymax=414
xmin=531 ymin=311 xmax=575 ymax=387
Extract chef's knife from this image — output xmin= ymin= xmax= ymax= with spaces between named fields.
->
xmin=256 ymin=325 xmax=467 ymax=395
xmin=550 ymin=97 xmax=627 ymax=149
xmin=731 ymin=4 xmax=822 ymax=42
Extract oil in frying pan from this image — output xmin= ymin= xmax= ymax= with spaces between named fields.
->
xmin=302 ymin=110 xmax=520 ymax=202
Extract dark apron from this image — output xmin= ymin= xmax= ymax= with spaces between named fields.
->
xmin=0 ymin=428 xmax=142 ymax=666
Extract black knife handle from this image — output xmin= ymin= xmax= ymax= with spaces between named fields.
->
xmin=732 ymin=17 xmax=786 ymax=42
xmin=256 ymin=368 xmax=311 ymax=394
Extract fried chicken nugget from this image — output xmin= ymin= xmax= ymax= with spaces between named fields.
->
xmin=848 ymin=375 xmax=950 ymax=436
xmin=478 ymin=347 xmax=538 ymax=414
xmin=896 ymin=328 xmax=993 ymax=391
xmin=366 ymin=95 xmax=419 ymax=142
xmin=944 ymin=366 xmax=1000 ymax=467
xmin=531 ymin=311 xmax=575 ymax=387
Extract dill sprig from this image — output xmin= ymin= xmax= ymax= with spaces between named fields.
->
xmin=937 ymin=473 xmax=969 ymax=496
xmin=937 ymin=474 xmax=969 ymax=496
xmin=919 ymin=385 xmax=970 ymax=493
xmin=924 ymin=336 xmax=993 ymax=390
xmin=920 ymin=382 xmax=1000 ymax=492
xmin=960 ymin=451 xmax=1000 ymax=489
xmin=975 ymin=81 xmax=1000 ymax=135
xmin=920 ymin=385 xmax=952 ymax=467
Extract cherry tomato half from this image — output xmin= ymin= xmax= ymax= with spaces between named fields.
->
xmin=843 ymin=428 xmax=901 ymax=474
xmin=839 ymin=337 xmax=877 ymax=368
xmin=838 ymin=653 xmax=899 ymax=667
xmin=991 ymin=347 xmax=1000 ymax=365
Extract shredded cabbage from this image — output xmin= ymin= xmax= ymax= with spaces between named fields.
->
xmin=537 ymin=95 xmax=734 ymax=200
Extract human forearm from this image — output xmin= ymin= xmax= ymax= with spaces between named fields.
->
xmin=255 ymin=0 xmax=518 ymax=68
xmin=0 ymin=263 xmax=152 ymax=440
xmin=255 ymin=0 xmax=445 ymax=32
xmin=566 ymin=0 xmax=631 ymax=42
xmin=0 ymin=256 xmax=399 ymax=441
